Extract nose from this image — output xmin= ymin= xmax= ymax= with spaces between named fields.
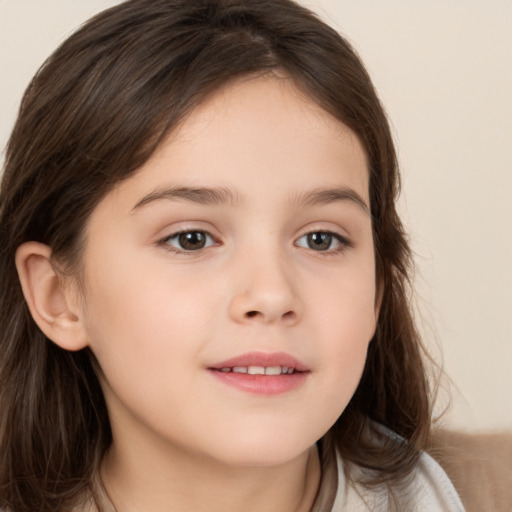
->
xmin=228 ymin=251 xmax=302 ymax=326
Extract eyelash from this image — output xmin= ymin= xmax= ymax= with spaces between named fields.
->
xmin=158 ymin=229 xmax=352 ymax=255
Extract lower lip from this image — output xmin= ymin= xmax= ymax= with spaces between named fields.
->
xmin=208 ymin=370 xmax=309 ymax=396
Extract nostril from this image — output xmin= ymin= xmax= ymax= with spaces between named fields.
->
xmin=283 ymin=311 xmax=296 ymax=321
xmin=242 ymin=310 xmax=298 ymax=322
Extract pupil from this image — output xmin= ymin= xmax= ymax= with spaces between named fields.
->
xmin=308 ymin=232 xmax=331 ymax=251
xmin=179 ymin=231 xmax=206 ymax=250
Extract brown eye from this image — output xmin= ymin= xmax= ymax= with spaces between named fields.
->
xmin=165 ymin=230 xmax=215 ymax=251
xmin=295 ymin=231 xmax=350 ymax=252
xmin=306 ymin=232 xmax=333 ymax=251
xmin=179 ymin=231 xmax=206 ymax=250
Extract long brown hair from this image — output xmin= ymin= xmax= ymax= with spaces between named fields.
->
xmin=0 ymin=0 xmax=432 ymax=510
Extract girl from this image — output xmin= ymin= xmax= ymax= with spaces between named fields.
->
xmin=0 ymin=1 xmax=464 ymax=511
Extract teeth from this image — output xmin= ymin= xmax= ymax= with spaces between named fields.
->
xmin=219 ymin=366 xmax=295 ymax=375
xmin=248 ymin=366 xmax=265 ymax=375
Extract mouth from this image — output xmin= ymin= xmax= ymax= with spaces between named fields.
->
xmin=215 ymin=365 xmax=298 ymax=375
xmin=208 ymin=351 xmax=310 ymax=395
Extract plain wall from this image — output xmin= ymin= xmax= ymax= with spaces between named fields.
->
xmin=1 ymin=0 xmax=511 ymax=431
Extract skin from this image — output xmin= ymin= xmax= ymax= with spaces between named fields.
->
xmin=18 ymin=75 xmax=379 ymax=511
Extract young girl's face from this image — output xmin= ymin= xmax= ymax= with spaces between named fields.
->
xmin=76 ymin=76 xmax=378 ymax=468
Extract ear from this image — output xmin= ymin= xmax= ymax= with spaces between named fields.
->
xmin=15 ymin=242 xmax=88 ymax=351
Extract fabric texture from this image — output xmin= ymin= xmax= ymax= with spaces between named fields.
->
xmin=310 ymin=448 xmax=465 ymax=511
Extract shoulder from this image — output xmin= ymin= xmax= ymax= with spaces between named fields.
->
xmin=331 ymin=450 xmax=465 ymax=512
xmin=411 ymin=451 xmax=466 ymax=511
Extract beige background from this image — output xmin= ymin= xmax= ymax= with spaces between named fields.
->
xmin=1 ymin=0 xmax=511 ymax=431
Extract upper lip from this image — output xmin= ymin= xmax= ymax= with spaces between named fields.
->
xmin=209 ymin=351 xmax=310 ymax=372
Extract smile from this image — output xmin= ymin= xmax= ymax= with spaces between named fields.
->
xmin=218 ymin=366 xmax=296 ymax=375
xmin=208 ymin=351 xmax=310 ymax=395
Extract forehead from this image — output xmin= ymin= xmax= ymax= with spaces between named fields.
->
xmin=97 ymin=75 xmax=370 ymax=215
xmin=175 ymin=75 xmax=352 ymax=141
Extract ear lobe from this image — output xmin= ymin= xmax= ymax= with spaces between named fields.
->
xmin=15 ymin=242 xmax=88 ymax=351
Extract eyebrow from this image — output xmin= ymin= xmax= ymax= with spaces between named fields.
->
xmin=131 ymin=186 xmax=239 ymax=211
xmin=292 ymin=187 xmax=370 ymax=215
xmin=131 ymin=185 xmax=370 ymax=216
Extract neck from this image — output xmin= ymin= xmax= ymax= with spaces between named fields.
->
xmin=99 ymin=440 xmax=321 ymax=512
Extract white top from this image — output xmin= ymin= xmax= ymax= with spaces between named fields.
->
xmin=329 ymin=451 xmax=465 ymax=511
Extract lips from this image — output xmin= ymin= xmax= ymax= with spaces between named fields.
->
xmin=208 ymin=351 xmax=310 ymax=395
xmin=209 ymin=351 xmax=310 ymax=372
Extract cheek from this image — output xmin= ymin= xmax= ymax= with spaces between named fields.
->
xmin=81 ymin=253 xmax=219 ymax=392
xmin=311 ymin=257 xmax=378 ymax=343
xmin=81 ymin=270 xmax=222 ymax=446
xmin=306 ymin=264 xmax=377 ymax=414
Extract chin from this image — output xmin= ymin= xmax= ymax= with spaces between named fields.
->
xmin=205 ymin=429 xmax=319 ymax=468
